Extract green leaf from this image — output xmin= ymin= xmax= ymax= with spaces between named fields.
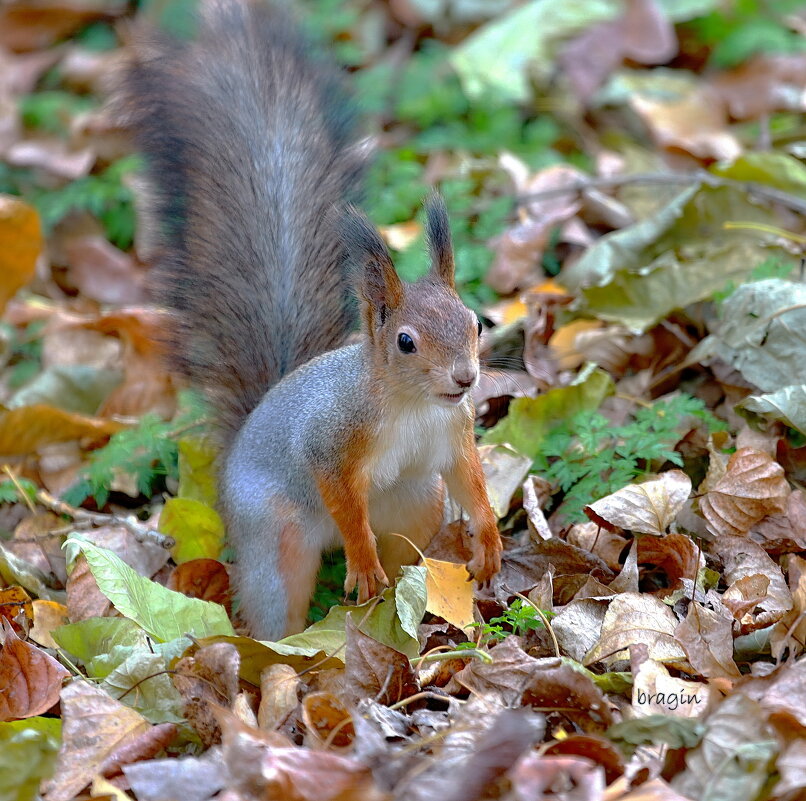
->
xmin=608 ymin=714 xmax=704 ymax=751
xmin=66 ymin=537 xmax=234 ymax=642
xmin=483 ymin=364 xmax=614 ymax=458
xmin=449 ymin=0 xmax=618 ymax=102
xmin=100 ymin=650 xmax=185 ymax=725
xmin=560 ymin=184 xmax=797 ymax=331
xmin=8 ymin=365 xmax=123 ymax=415
xmin=52 ymin=617 xmax=149 ymax=679
xmin=393 ymin=565 xmax=428 ymax=640
xmin=161 ymin=497 xmax=225 ymax=564
xmin=0 ymin=718 xmax=61 ymax=801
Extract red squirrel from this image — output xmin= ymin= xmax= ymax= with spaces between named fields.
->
xmin=120 ymin=0 xmax=502 ymax=639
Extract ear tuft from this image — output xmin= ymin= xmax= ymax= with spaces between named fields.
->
xmin=424 ymin=191 xmax=454 ymax=289
xmin=339 ymin=205 xmax=403 ymax=319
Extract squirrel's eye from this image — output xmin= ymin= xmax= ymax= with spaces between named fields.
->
xmin=397 ymin=333 xmax=416 ymax=354
xmin=477 ymin=319 xmax=483 ymax=336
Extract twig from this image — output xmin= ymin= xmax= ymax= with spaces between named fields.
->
xmin=516 ymin=170 xmax=806 ymax=216
xmin=33 ymin=484 xmax=174 ymax=550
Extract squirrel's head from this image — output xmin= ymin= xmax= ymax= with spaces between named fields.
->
xmin=342 ymin=193 xmax=481 ymax=408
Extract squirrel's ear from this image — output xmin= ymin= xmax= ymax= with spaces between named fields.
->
xmin=425 ymin=192 xmax=454 ymax=289
xmin=340 ymin=206 xmax=403 ymax=317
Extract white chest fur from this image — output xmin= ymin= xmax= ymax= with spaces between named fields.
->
xmin=368 ymin=400 xmax=466 ymax=490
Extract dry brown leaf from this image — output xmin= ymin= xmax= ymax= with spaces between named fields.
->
xmin=610 ymin=778 xmax=697 ymax=801
xmin=423 ymin=556 xmax=475 ymax=630
xmin=301 ymin=691 xmax=354 ymax=749
xmin=0 ymin=404 xmax=125 ymax=456
xmin=448 ymin=638 xmax=613 ymax=731
xmin=710 ymin=53 xmax=806 ymax=119
xmin=584 ymin=592 xmax=687 ymax=668
xmin=566 ymin=521 xmax=629 ymax=572
xmin=585 ymin=471 xmax=692 ymax=535
xmin=0 ymin=618 xmax=69 ymax=721
xmin=631 ymin=654 xmax=713 ymax=718
xmin=0 ymin=195 xmax=41 ymax=314
xmin=510 ymin=754 xmax=605 ymax=801
xmin=167 ymin=559 xmax=231 ymax=610
xmin=6 ymin=139 xmax=95 ymax=179
xmin=637 ymin=533 xmax=704 ymax=594
xmin=8 ymin=511 xmax=68 ymax=582
xmin=552 ymin=598 xmax=609 ymax=663
xmin=173 ymin=642 xmax=240 ymax=747
xmin=712 ymin=537 xmax=792 ymax=632
xmin=477 ymin=443 xmax=533 ymax=519
xmin=544 ymin=734 xmax=624 ymax=786
xmin=700 ymin=447 xmax=790 ymax=537
xmin=258 ymin=664 xmax=301 ymax=732
xmin=30 ymin=599 xmax=69 ymax=649
xmin=751 ymin=489 xmax=806 ymax=555
xmin=775 ymin=739 xmax=806 ymax=796
xmin=523 ymin=478 xmax=552 ymax=542
xmin=344 ymin=615 xmax=418 ymax=706
xmin=630 ymin=86 xmax=741 ymax=161
xmin=674 ymin=598 xmax=740 ymax=679
xmin=63 ymin=235 xmax=146 ymax=305
xmin=771 ymin=554 xmax=806 ymax=661
xmin=39 ymin=679 xmax=156 ymax=801
xmin=741 ymin=658 xmax=806 ymax=730
xmin=219 ymin=709 xmax=383 ymax=801
xmin=0 ymin=584 xmax=33 ymax=627
xmin=66 ymin=554 xmax=113 ymax=622
xmin=722 ymin=574 xmax=770 ymax=621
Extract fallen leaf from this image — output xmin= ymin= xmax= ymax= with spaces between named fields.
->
xmin=0 ymin=196 xmax=41 ymax=314
xmin=301 ymin=691 xmax=354 ymax=749
xmin=29 ymin=600 xmax=69 ymax=649
xmin=423 ymin=557 xmax=475 ymax=630
xmin=167 ymin=559 xmax=230 ymax=609
xmin=584 ymin=593 xmax=687 ymax=668
xmin=674 ymin=597 xmax=741 ymax=679
xmin=258 ymin=664 xmax=301 ymax=732
xmin=585 ymin=470 xmax=692 ymax=535
xmin=477 ymin=443 xmax=533 ymax=518
xmin=0 ymin=585 xmax=33 ymax=627
xmin=510 ymin=754 xmax=605 ymax=801
xmin=700 ymin=448 xmax=790 ymax=537
xmin=344 ymin=615 xmax=418 ymax=706
xmin=0 ymin=620 xmax=69 ymax=721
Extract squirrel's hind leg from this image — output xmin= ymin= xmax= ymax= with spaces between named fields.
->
xmin=371 ymin=476 xmax=444 ymax=584
xmin=225 ymin=489 xmax=329 ymax=640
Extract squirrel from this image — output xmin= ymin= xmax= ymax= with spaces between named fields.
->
xmin=119 ymin=0 xmax=502 ymax=640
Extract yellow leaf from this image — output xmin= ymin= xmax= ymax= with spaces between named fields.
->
xmin=423 ymin=557 xmax=475 ymax=630
xmin=0 ymin=404 xmax=125 ymax=455
xmin=548 ymin=319 xmax=603 ymax=370
xmin=30 ymin=600 xmax=69 ymax=649
xmin=161 ymin=497 xmax=225 ymax=563
xmin=0 ymin=196 xmax=41 ymax=313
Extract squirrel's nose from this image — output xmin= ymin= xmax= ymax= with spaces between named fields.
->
xmin=452 ymin=362 xmax=478 ymax=389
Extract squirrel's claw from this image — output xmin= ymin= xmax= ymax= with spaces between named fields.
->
xmin=466 ymin=526 xmax=502 ymax=585
xmin=346 ymin=559 xmax=389 ymax=604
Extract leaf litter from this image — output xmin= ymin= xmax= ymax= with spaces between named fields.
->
xmin=2 ymin=0 xmax=806 ymax=799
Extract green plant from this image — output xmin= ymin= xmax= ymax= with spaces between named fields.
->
xmin=686 ymin=0 xmax=806 ymax=68
xmin=0 ymin=321 xmax=44 ymax=389
xmin=712 ymin=257 xmax=798 ymax=303
xmin=535 ymin=395 xmax=726 ymax=522
xmin=19 ymin=91 xmax=96 ymax=136
xmin=469 ymin=599 xmax=553 ymax=645
xmin=30 ymin=156 xmax=139 ymax=249
xmin=63 ymin=392 xmax=207 ymax=508
xmin=0 ymin=478 xmax=38 ymax=505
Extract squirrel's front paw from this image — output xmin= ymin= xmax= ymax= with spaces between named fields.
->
xmin=466 ymin=522 xmax=502 ymax=584
xmin=345 ymin=557 xmax=389 ymax=604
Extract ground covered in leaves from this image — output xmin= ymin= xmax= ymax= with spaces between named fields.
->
xmin=2 ymin=1 xmax=806 ymax=799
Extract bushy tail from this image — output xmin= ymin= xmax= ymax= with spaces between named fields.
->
xmin=119 ymin=0 xmax=364 ymax=443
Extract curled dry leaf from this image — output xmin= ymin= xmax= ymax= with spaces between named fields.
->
xmin=478 ymin=443 xmax=533 ymax=518
xmin=637 ymin=533 xmax=704 ymax=595
xmin=771 ymin=554 xmax=806 ymax=661
xmin=172 ymin=642 xmax=241 ymax=748
xmin=699 ymin=447 xmax=790 ymax=538
xmin=344 ymin=615 xmax=418 ymax=707
xmin=552 ymin=598 xmax=609 ymax=663
xmin=631 ymin=656 xmax=714 ymax=719
xmin=167 ymin=559 xmax=231 ymax=610
xmin=301 ymin=691 xmax=354 ymax=749
xmin=566 ymin=521 xmax=628 ymax=572
xmin=584 ymin=470 xmax=692 ymax=535
xmin=584 ymin=592 xmax=687 ymax=668
xmin=674 ymin=597 xmax=740 ymax=680
xmin=0 ymin=619 xmax=69 ymax=721
xmin=712 ymin=537 xmax=792 ymax=633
